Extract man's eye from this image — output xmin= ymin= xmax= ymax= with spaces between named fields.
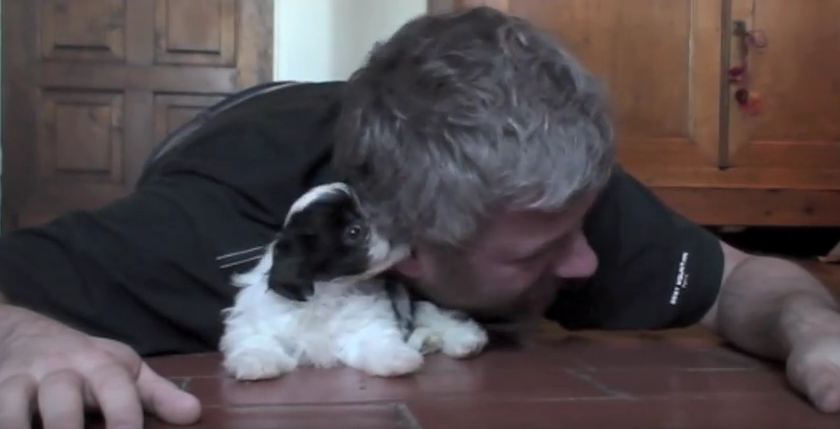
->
xmin=514 ymin=252 xmax=543 ymax=265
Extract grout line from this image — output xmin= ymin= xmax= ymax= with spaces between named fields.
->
xmin=395 ymin=403 xmax=424 ymax=429
xmin=565 ymin=368 xmax=634 ymax=400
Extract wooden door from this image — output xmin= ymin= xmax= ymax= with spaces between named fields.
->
xmin=722 ymin=1 xmax=840 ymax=192
xmin=642 ymin=0 xmax=840 ymax=226
xmin=433 ymin=0 xmax=840 ymax=226
xmin=662 ymin=0 xmax=840 ymax=226
xmin=433 ymin=0 xmax=725 ymax=188
xmin=2 ymin=0 xmax=272 ymax=231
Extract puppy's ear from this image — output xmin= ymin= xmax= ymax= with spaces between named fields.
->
xmin=267 ymin=232 xmax=314 ymax=301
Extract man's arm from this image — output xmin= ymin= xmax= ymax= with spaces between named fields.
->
xmin=0 ymin=81 xmax=339 ymax=429
xmin=0 ymin=176 xmax=231 ymax=429
xmin=702 ymin=241 xmax=840 ymax=412
xmin=0 ymin=176 xmax=249 ymax=355
xmin=0 ymin=169 xmax=270 ymax=428
xmin=0 ymin=152 xmax=277 ymax=429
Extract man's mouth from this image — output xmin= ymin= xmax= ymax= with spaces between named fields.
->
xmin=517 ymin=278 xmax=568 ymax=314
xmin=473 ymin=280 xmax=564 ymax=323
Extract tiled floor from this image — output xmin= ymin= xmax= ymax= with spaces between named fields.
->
xmin=134 ymin=277 xmax=840 ymax=429
xmin=86 ymin=259 xmax=840 ymax=428
xmin=141 ymin=337 xmax=836 ymax=428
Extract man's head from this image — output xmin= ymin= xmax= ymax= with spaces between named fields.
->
xmin=333 ymin=7 xmax=614 ymax=320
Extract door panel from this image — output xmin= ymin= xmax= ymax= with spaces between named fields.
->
xmin=442 ymin=0 xmax=725 ymax=187
xmin=727 ymin=0 xmax=840 ymax=189
xmin=3 ymin=0 xmax=273 ymax=231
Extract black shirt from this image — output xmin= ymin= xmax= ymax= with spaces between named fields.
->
xmin=0 ymin=82 xmax=724 ymax=356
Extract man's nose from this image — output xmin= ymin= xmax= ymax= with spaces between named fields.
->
xmin=551 ymin=232 xmax=598 ymax=279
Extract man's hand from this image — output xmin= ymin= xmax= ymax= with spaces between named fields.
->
xmin=787 ymin=336 xmax=840 ymax=413
xmin=0 ymin=305 xmax=201 ymax=429
xmin=781 ymin=293 xmax=840 ymax=413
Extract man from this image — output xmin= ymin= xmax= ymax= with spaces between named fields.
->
xmin=1 ymin=7 xmax=839 ymax=429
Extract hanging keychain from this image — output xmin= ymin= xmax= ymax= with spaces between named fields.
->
xmin=735 ymin=88 xmax=763 ymax=116
xmin=730 ymin=20 xmax=767 ymax=116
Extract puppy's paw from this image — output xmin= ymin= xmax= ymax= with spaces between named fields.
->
xmin=349 ymin=342 xmax=424 ymax=377
xmin=223 ymin=347 xmax=297 ymax=381
xmin=407 ymin=327 xmax=442 ymax=355
xmin=440 ymin=320 xmax=488 ymax=359
xmin=366 ymin=344 xmax=424 ymax=377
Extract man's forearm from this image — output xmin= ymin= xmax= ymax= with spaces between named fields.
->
xmin=779 ymin=292 xmax=840 ymax=353
xmin=715 ymin=255 xmax=840 ymax=360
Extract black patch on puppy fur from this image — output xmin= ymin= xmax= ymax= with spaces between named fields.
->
xmin=268 ymin=189 xmax=371 ymax=300
xmin=383 ymin=273 xmax=416 ymax=339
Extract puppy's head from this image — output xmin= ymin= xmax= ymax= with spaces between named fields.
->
xmin=268 ymin=183 xmax=409 ymax=301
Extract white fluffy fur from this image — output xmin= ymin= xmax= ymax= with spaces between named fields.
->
xmin=219 ymin=183 xmax=488 ymax=381
xmin=220 ymin=245 xmax=488 ymax=380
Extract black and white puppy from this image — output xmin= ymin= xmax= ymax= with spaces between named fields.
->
xmin=220 ymin=183 xmax=487 ymax=380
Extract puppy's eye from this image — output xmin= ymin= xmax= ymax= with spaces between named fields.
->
xmin=343 ymin=224 xmax=366 ymax=244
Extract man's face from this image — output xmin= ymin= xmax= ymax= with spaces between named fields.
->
xmin=396 ymin=191 xmax=600 ymax=322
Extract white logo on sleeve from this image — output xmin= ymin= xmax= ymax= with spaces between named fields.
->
xmin=669 ymin=251 xmax=690 ymax=305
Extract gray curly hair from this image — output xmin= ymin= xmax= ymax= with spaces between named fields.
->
xmin=333 ymin=7 xmax=615 ymax=247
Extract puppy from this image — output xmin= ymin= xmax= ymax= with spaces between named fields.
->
xmin=220 ymin=182 xmax=487 ymax=380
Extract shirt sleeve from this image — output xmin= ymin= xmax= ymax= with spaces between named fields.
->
xmin=0 ymin=171 xmax=272 ymax=356
xmin=545 ymin=167 xmax=724 ymax=330
xmin=0 ymin=83 xmax=342 ymax=356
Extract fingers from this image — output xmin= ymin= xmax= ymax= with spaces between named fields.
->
xmin=0 ymin=374 xmax=37 ymax=429
xmin=37 ymin=370 xmax=84 ymax=429
xmin=96 ymin=338 xmax=142 ymax=376
xmin=85 ymin=363 xmax=143 ymax=429
xmin=94 ymin=340 xmax=201 ymax=424
xmin=804 ymin=374 xmax=840 ymax=413
xmin=788 ymin=352 xmax=840 ymax=414
xmin=136 ymin=363 xmax=201 ymax=425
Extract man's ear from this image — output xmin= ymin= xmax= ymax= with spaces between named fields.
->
xmin=267 ymin=233 xmax=314 ymax=301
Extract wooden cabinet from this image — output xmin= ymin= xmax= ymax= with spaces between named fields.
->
xmin=432 ymin=0 xmax=840 ymax=226
xmin=2 ymin=0 xmax=273 ymax=231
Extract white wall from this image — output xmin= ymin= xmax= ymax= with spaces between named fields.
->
xmin=274 ymin=0 xmax=427 ymax=81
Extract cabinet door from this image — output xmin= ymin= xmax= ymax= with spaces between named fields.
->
xmin=443 ymin=0 xmax=725 ymax=187
xmin=726 ymin=0 xmax=840 ymax=190
xmin=2 ymin=0 xmax=273 ymax=231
